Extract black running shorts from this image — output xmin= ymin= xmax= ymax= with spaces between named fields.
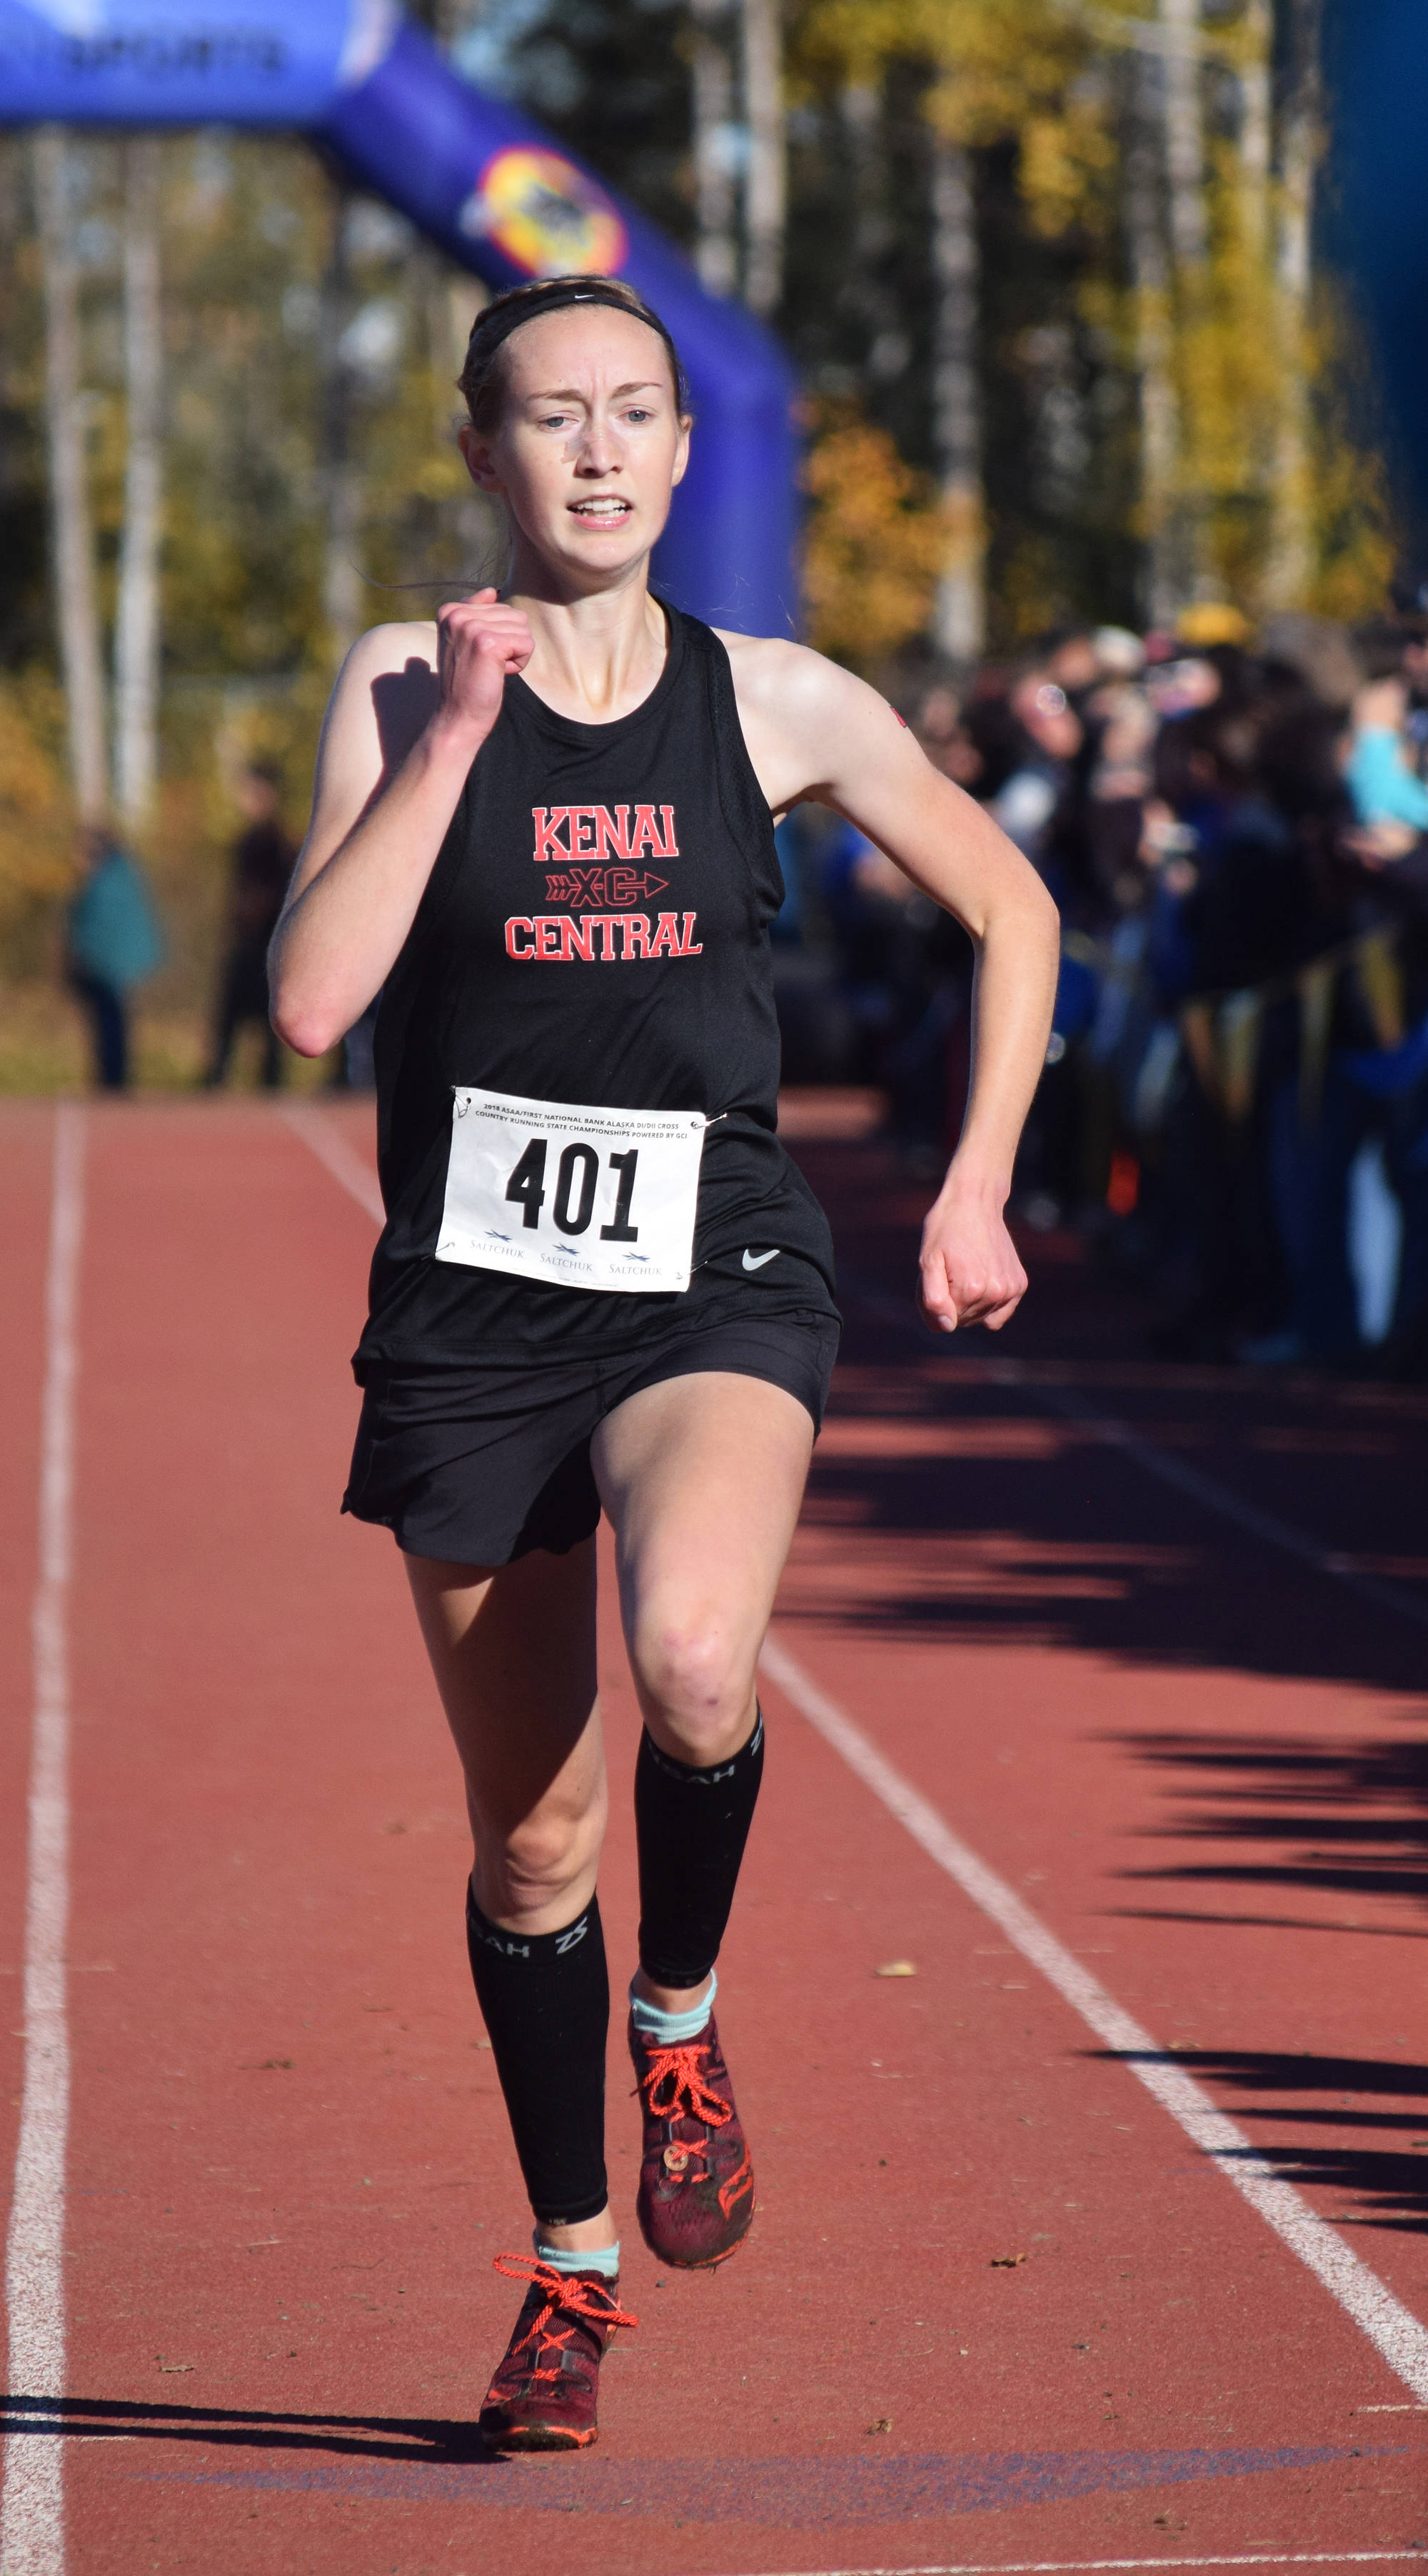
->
xmin=342 ymin=1251 xmax=840 ymax=1569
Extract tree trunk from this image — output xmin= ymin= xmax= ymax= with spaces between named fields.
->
xmin=739 ymin=0 xmax=785 ymax=318
xmin=1277 ymin=0 xmax=1321 ymax=313
xmin=929 ymin=132 xmax=985 ymax=664
xmin=1155 ymin=0 xmax=1209 ymax=597
xmin=1124 ymin=59 xmax=1182 ymax=627
xmin=1239 ymin=0 xmax=1272 ymax=258
xmin=321 ymin=186 xmax=364 ymax=662
xmin=842 ymin=82 xmax=893 ymax=354
xmin=1264 ymin=0 xmax=1322 ymax=611
xmin=691 ymin=0 xmax=737 ymax=298
xmin=1157 ymin=0 xmax=1207 ymax=273
xmin=114 ymin=137 xmax=164 ymax=829
xmin=32 ymin=126 xmax=106 ymax=822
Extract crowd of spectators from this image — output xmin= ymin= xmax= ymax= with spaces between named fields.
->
xmin=773 ymin=600 xmax=1428 ymax=1375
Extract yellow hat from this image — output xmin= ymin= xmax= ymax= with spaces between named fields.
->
xmin=1175 ymin=602 xmax=1252 ymax=647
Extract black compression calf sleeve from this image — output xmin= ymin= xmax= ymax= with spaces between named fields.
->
xmin=464 ymin=1882 xmax=609 ymax=2227
xmin=635 ymin=1709 xmax=765 ymax=1989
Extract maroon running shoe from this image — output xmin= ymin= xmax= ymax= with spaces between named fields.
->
xmin=628 ymin=2011 xmax=755 ymax=2268
xmin=478 ymin=2256 xmax=637 ymax=2453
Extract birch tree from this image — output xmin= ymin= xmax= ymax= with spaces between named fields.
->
xmin=840 ymin=81 xmax=885 ymax=328
xmin=1122 ymin=52 xmax=1181 ymax=627
xmin=1238 ymin=0 xmax=1272 ymax=260
xmin=320 ymin=187 xmax=364 ymax=662
xmin=928 ymin=128 xmax=984 ymax=660
xmin=690 ymin=0 xmax=738 ymax=296
xmin=1265 ymin=0 xmax=1322 ymax=610
xmin=1155 ymin=0 xmax=1209 ymax=597
xmin=114 ymin=137 xmax=164 ymax=827
xmin=798 ymin=0 xmax=1105 ymax=653
xmin=740 ymin=0 xmax=786 ymax=315
xmin=1157 ymin=0 xmax=1208 ymax=273
xmin=32 ymin=126 xmax=106 ymax=821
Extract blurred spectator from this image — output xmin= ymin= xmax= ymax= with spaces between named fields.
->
xmin=913 ymin=682 xmax=984 ymax=787
xmin=1092 ymin=627 xmax=1147 ymax=681
xmin=1344 ymin=671 xmax=1428 ymax=839
xmin=1085 ymin=675 xmax=1157 ymax=911
xmin=1175 ymin=602 xmax=1252 ymax=652
xmin=980 ymin=670 xmax=1084 ymax=892
xmin=65 ymin=826 xmax=164 ymax=1091
xmin=1399 ymin=620 xmax=1428 ymax=759
xmin=1044 ymin=630 xmax=1101 ymax=694
xmin=206 ymin=763 xmax=295 ymax=1089
xmin=1260 ymin=612 xmax=1364 ymax=714
xmin=820 ymin=817 xmax=967 ymax=1163
xmin=760 ymin=599 xmax=1428 ymax=1375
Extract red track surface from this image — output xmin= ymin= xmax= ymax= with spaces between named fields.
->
xmin=3 ymin=1094 xmax=1427 ymax=2576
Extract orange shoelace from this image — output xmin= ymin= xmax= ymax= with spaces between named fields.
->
xmin=491 ymin=2256 xmax=637 ymax=2388
xmin=635 ymin=2040 xmax=731 ymax=2133
xmin=635 ymin=2038 xmax=753 ymax=2208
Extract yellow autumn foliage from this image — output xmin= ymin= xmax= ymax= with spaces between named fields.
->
xmin=801 ymin=410 xmax=947 ymax=670
xmin=0 ymin=669 xmax=75 ymax=954
xmin=795 ymin=0 xmax=1397 ymax=627
xmin=1307 ymin=342 xmax=1397 ymax=624
xmin=1141 ymin=134 xmax=1395 ymax=619
xmin=795 ymin=0 xmax=1107 ymax=230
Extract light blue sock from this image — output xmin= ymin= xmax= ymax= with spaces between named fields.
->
xmin=533 ymin=2231 xmax=620 ymax=2280
xmin=628 ymin=1968 xmax=716 ymax=2045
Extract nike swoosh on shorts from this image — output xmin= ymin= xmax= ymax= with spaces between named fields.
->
xmin=742 ymin=1247 xmax=781 ymax=1271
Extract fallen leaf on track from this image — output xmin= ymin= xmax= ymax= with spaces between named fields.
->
xmin=866 ymin=2416 xmax=893 ymax=2434
xmin=990 ymin=2253 xmax=1027 ymax=2267
xmin=875 ymin=1961 xmax=917 ymax=1978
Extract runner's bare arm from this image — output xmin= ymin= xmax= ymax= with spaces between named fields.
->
xmin=269 ymin=592 xmax=533 ymax=1056
xmin=724 ymin=635 xmax=1060 ymax=1335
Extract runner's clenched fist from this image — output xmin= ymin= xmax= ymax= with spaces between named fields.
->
xmin=436 ymin=589 xmax=535 ymax=739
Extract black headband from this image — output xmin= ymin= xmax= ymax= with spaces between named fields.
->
xmin=464 ymin=278 xmax=688 ymax=406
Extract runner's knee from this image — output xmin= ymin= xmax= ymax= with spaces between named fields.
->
xmin=629 ymin=1603 xmax=755 ymax=1762
xmin=472 ymin=1786 xmax=606 ymax=1929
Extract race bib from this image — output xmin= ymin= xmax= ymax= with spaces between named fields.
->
xmin=436 ymin=1087 xmax=707 ymax=1293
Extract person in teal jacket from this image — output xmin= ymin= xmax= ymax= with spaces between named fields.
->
xmin=1345 ymin=674 xmax=1428 ymax=837
xmin=65 ymin=828 xmax=165 ymax=1089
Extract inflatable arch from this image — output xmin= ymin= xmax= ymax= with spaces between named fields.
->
xmin=0 ymin=0 xmax=799 ymax=635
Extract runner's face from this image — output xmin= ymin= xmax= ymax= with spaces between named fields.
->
xmin=462 ymin=308 xmax=690 ymax=587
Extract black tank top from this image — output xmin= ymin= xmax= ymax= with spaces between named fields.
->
xmin=356 ymin=604 xmax=835 ymax=1366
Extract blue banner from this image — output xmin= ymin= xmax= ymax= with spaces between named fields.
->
xmin=0 ymin=0 xmax=395 ymax=126
xmin=0 ymin=0 xmax=799 ymax=637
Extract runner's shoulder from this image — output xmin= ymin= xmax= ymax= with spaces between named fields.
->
xmin=713 ymin=630 xmax=912 ymax=754
xmin=338 ymin=617 xmax=440 ymax=692
xmin=317 ymin=622 xmax=442 ymax=796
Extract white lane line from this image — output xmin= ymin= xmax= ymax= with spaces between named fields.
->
xmin=281 ymin=1101 xmax=385 ymax=1226
xmin=757 ymin=1628 xmax=1428 ymax=2405
xmin=723 ymin=2557 xmax=1427 ymax=2575
xmin=2 ymin=1103 xmax=85 ymax=2576
xmin=840 ymin=1272 xmax=1428 ymax=1637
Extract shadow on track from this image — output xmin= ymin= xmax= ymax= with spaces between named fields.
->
xmin=1110 ymin=1728 xmax=1428 ymax=1927
xmin=784 ymin=1131 xmax=1428 ymax=1697
xmin=1100 ymin=2050 xmax=1428 ymax=2239
xmin=0 ymin=2390 xmax=501 ymax=2468
xmin=792 ymin=1383 xmax=1428 ymax=1696
xmin=0 ymin=2397 xmax=1385 ymax=2522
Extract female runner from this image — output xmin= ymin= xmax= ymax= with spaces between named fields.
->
xmin=270 ymin=273 xmax=1059 ymax=2453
